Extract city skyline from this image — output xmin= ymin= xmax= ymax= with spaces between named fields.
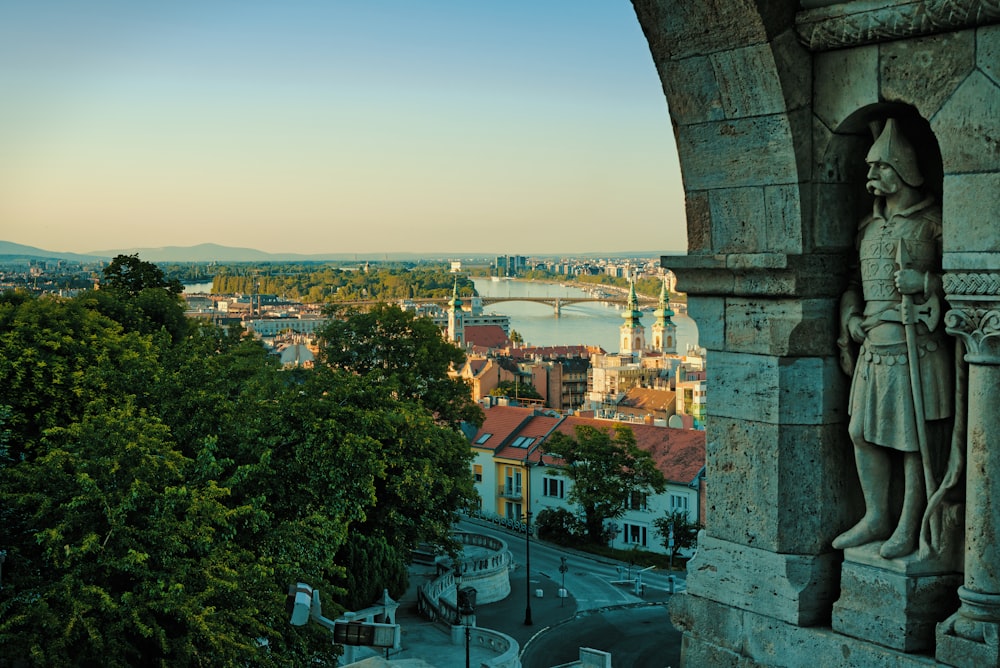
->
xmin=0 ymin=1 xmax=686 ymax=257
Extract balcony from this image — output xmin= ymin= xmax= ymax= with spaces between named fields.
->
xmin=498 ymin=485 xmax=522 ymax=500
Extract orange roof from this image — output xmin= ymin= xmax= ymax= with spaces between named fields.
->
xmin=464 ymin=325 xmax=510 ymax=349
xmin=495 ymin=414 xmax=562 ymax=463
xmin=470 ymin=405 xmax=533 ymax=451
xmin=467 ymin=405 xmax=705 ymax=483
xmin=549 ymin=416 xmax=705 ymax=485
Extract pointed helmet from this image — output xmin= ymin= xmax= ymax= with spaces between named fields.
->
xmin=865 ymin=118 xmax=924 ymax=187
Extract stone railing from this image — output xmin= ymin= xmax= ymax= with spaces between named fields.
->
xmin=465 ymin=626 xmax=519 ymax=668
xmin=416 ymin=531 xmax=519 ymax=666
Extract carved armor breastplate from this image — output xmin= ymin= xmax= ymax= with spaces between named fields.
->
xmin=859 ymin=232 xmax=937 ymax=302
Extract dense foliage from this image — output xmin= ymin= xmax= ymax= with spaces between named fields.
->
xmin=534 ymin=507 xmax=584 ymax=546
xmin=210 ymin=264 xmax=476 ymax=303
xmin=489 ymin=380 xmax=542 ymax=400
xmin=0 ymin=257 xmax=481 ymax=666
xmin=653 ymin=510 xmax=703 ymax=560
xmin=542 ymin=424 xmax=667 ymax=545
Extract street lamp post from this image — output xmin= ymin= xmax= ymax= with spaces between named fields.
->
xmin=455 ymin=564 xmax=476 ymax=668
xmin=559 ymin=556 xmax=568 ymax=608
xmin=524 ymin=510 xmax=533 ymax=626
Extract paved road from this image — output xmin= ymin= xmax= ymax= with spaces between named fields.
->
xmin=458 ymin=518 xmax=686 ymax=666
xmin=521 ymin=604 xmax=680 ymax=668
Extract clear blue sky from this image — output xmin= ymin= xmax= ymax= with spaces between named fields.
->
xmin=0 ymin=1 xmax=685 ymax=256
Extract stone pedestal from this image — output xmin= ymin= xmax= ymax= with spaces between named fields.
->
xmin=937 ymin=605 xmax=1000 ymax=667
xmin=832 ymin=544 xmax=961 ymax=652
xmin=686 ymin=534 xmax=842 ymax=626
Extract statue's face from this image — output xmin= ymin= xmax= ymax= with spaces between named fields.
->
xmin=866 ymin=161 xmax=903 ymax=196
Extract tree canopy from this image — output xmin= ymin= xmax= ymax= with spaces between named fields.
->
xmin=102 ymin=253 xmax=184 ymax=297
xmin=653 ymin=510 xmax=703 ymax=562
xmin=542 ymin=424 xmax=667 ymax=544
xmin=0 ymin=280 xmax=480 ymax=664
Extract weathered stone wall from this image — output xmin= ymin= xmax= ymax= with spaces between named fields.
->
xmin=632 ymin=0 xmax=1000 ymax=665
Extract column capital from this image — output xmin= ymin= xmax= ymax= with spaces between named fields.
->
xmin=944 ymin=271 xmax=1000 ymax=364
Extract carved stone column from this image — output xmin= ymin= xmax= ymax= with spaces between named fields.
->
xmin=937 ymin=271 xmax=1000 ymax=668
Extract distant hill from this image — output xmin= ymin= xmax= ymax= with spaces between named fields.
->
xmin=0 ymin=241 xmax=107 ymax=263
xmin=3 ymin=240 xmax=673 ymax=264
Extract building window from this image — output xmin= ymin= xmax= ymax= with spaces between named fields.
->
xmin=473 ymin=464 xmax=482 ymax=482
xmin=622 ymin=522 xmax=647 ymax=547
xmin=670 ymin=494 xmax=689 ymax=513
xmin=627 ymin=491 xmax=647 ymax=511
xmin=475 ymin=432 xmax=493 ymax=445
xmin=543 ymin=476 xmax=564 ymax=499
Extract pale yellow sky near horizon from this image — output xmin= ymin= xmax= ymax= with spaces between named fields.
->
xmin=0 ymin=1 xmax=687 ymax=256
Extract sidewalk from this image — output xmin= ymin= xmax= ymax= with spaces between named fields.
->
xmin=343 ymin=521 xmax=683 ymax=667
xmin=345 ymin=561 xmax=577 ymax=667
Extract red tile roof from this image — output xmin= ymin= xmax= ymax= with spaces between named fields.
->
xmin=464 ymin=325 xmax=510 ymax=349
xmin=548 ymin=416 xmax=705 ymax=484
xmin=468 ymin=405 xmax=705 ymax=484
xmin=470 ymin=405 xmax=533 ymax=451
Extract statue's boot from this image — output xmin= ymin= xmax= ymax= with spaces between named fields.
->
xmin=879 ymin=452 xmax=926 ymax=559
xmin=832 ymin=514 xmax=891 ymax=550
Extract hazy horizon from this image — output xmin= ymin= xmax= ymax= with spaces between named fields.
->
xmin=0 ymin=2 xmax=685 ymax=256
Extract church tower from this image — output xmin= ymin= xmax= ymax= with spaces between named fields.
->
xmin=619 ymin=278 xmax=645 ymax=357
xmin=447 ymin=279 xmax=464 ymax=346
xmin=650 ymin=277 xmax=677 ymax=354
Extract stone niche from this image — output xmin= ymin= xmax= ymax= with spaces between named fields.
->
xmin=630 ymin=0 xmax=1000 ymax=665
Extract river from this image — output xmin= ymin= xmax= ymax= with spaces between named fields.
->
xmin=184 ymin=279 xmax=700 ymax=354
xmin=471 ymin=278 xmax=698 ymax=354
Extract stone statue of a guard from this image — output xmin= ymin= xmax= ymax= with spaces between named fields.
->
xmin=834 ymin=118 xmax=957 ymax=560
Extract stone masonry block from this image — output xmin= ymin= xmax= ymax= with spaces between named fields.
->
xmin=772 ymin=28 xmax=812 ymax=113
xmin=669 ymin=591 xmax=745 ymax=651
xmin=659 ymin=56 xmax=725 ymax=127
xmin=675 ymin=114 xmax=803 ymax=191
xmin=708 ymin=417 xmax=857 ymax=553
xmin=943 ymin=173 xmax=1000 ymax=254
xmin=636 ymin=0 xmax=773 ymax=61
xmin=833 ymin=559 xmax=962 ymax=653
xmin=932 ymin=70 xmax=1000 ymax=174
xmin=764 ymin=184 xmax=806 ymax=254
xmin=710 ymin=350 xmax=846 ymax=424
xmin=881 ymin=30 xmax=975 ymax=120
xmin=814 ymin=45 xmax=879 ymax=132
xmin=980 ymin=24 xmax=1000 ymax=87
xmin=685 ymin=534 xmax=842 ymax=626
xmin=684 ymin=190 xmax=714 ymax=254
xmin=711 ymin=44 xmax=788 ymax=118
xmin=723 ymin=297 xmax=837 ymax=357
xmin=710 ymin=187 xmax=767 ymax=253
xmin=685 ymin=296 xmax=725 ymax=351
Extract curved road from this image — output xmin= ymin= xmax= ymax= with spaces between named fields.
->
xmin=457 ymin=518 xmax=684 ymax=667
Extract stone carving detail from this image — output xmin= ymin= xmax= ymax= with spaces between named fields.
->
xmin=944 ymin=305 xmax=1000 ymax=359
xmin=797 ymin=0 xmax=1000 ymax=51
xmin=834 ymin=118 xmax=954 ymax=561
xmin=944 ymin=272 xmax=1000 ymax=296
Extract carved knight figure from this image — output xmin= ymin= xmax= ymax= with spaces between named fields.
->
xmin=833 ymin=118 xmax=953 ymax=560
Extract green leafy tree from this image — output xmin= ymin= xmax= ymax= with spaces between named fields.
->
xmin=102 ymin=254 xmax=183 ymax=297
xmin=318 ymin=303 xmax=483 ymax=429
xmin=542 ymin=424 xmax=667 ymax=545
xmin=489 ymin=379 xmax=542 ymax=400
xmin=534 ymin=507 xmax=583 ymax=546
xmin=653 ymin=510 xmax=703 ymax=561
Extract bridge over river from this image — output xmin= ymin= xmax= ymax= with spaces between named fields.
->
xmin=342 ymin=295 xmax=685 ymax=317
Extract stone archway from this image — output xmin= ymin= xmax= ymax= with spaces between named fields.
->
xmin=629 ymin=2 xmax=1000 ymax=666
